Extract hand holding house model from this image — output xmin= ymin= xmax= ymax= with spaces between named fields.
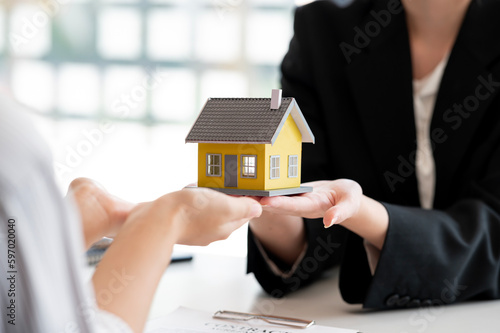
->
xmin=185 ymin=89 xmax=315 ymax=196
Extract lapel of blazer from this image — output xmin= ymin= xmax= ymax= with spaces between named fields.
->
xmin=431 ymin=0 xmax=500 ymax=207
xmin=344 ymin=0 xmax=420 ymax=205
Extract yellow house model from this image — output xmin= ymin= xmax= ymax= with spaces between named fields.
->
xmin=185 ymin=89 xmax=315 ymax=196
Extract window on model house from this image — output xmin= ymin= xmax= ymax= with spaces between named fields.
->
xmin=270 ymin=155 xmax=280 ymax=179
xmin=207 ymin=154 xmax=221 ymax=176
xmin=288 ymin=155 xmax=298 ymax=178
xmin=241 ymin=155 xmax=257 ymax=178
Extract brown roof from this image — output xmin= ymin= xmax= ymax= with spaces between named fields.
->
xmin=185 ymin=97 xmax=314 ymax=144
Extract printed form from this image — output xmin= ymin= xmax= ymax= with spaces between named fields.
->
xmin=146 ymin=307 xmax=358 ymax=333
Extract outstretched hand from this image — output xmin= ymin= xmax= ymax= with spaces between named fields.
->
xmin=258 ymin=179 xmax=363 ymax=228
xmin=133 ymin=187 xmax=263 ymax=246
xmin=67 ymin=178 xmax=135 ymax=249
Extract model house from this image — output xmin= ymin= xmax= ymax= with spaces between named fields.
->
xmin=185 ymin=89 xmax=315 ymax=196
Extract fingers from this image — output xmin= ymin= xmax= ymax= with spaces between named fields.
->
xmin=260 ymin=195 xmax=300 ymax=212
xmin=182 ymin=187 xmax=262 ymax=221
xmin=323 ymin=196 xmax=358 ymax=228
xmin=223 ymin=195 xmax=263 ymax=221
xmin=259 ymin=194 xmax=325 ymax=219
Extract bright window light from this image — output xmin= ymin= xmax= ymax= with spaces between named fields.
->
xmin=97 ymin=8 xmax=142 ymax=59
xmin=58 ymin=63 xmax=100 ymax=116
xmin=148 ymin=0 xmax=181 ymax=3
xmin=251 ymin=0 xmax=289 ymax=5
xmin=52 ymin=4 xmax=93 ymax=55
xmin=0 ymin=8 xmax=5 ymax=53
xmin=147 ymin=9 xmax=191 ymax=61
xmin=9 ymin=4 xmax=52 ymax=58
xmin=246 ymin=11 xmax=292 ymax=64
xmin=102 ymin=0 xmax=139 ymax=3
xmin=200 ymin=70 xmax=248 ymax=100
xmin=195 ymin=11 xmax=241 ymax=63
xmin=151 ymin=69 xmax=197 ymax=122
xmin=12 ymin=60 xmax=55 ymax=113
xmin=104 ymin=66 xmax=147 ymax=119
xmin=294 ymin=0 xmax=316 ymax=5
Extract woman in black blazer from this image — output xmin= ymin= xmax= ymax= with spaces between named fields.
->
xmin=247 ymin=0 xmax=500 ymax=309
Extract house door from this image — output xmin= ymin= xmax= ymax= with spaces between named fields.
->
xmin=224 ymin=155 xmax=238 ymax=187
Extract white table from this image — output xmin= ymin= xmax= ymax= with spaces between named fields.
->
xmin=148 ymin=253 xmax=500 ymax=333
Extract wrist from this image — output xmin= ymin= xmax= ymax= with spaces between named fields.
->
xmin=124 ymin=196 xmax=182 ymax=245
xmin=342 ymin=196 xmax=389 ymax=250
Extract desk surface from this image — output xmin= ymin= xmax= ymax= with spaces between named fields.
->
xmin=148 ymin=253 xmax=500 ymax=333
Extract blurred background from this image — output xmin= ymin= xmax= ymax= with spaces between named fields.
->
xmin=0 ymin=0 xmax=326 ymax=257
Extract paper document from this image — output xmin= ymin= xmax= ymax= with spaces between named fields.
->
xmin=146 ymin=307 xmax=358 ymax=333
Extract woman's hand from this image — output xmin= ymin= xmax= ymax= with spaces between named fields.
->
xmin=67 ymin=178 xmax=134 ymax=249
xmin=254 ymin=179 xmax=389 ymax=251
xmin=143 ymin=187 xmax=263 ymax=246
xmin=259 ymin=179 xmax=363 ymax=228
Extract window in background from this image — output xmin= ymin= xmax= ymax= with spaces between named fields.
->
xmin=0 ymin=8 xmax=5 ymax=53
xmin=1 ymin=0 xmax=300 ymax=124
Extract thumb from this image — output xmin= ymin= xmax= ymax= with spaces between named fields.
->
xmin=323 ymin=206 xmax=342 ymax=228
xmin=240 ymin=197 xmax=263 ymax=219
xmin=323 ymin=199 xmax=355 ymax=228
xmin=221 ymin=196 xmax=262 ymax=222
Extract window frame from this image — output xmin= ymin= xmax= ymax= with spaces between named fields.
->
xmin=288 ymin=155 xmax=298 ymax=178
xmin=241 ymin=155 xmax=257 ymax=179
xmin=270 ymin=155 xmax=280 ymax=179
xmin=206 ymin=153 xmax=222 ymax=177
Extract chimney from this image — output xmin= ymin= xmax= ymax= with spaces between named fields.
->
xmin=270 ymin=89 xmax=282 ymax=110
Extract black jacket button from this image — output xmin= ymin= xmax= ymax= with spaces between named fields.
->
xmin=407 ymin=299 xmax=421 ymax=308
xmin=421 ymin=299 xmax=433 ymax=307
xmin=386 ymin=294 xmax=400 ymax=307
xmin=397 ymin=296 xmax=411 ymax=307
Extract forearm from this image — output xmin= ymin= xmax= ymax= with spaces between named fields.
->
xmin=249 ymin=213 xmax=306 ymax=265
xmin=92 ymin=201 xmax=180 ymax=333
xmin=340 ymin=195 xmax=389 ymax=250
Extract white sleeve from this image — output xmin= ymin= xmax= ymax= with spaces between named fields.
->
xmin=253 ymin=237 xmax=308 ymax=279
xmin=95 ymin=309 xmax=134 ymax=333
xmin=0 ymin=95 xmax=133 ymax=333
xmin=363 ymin=240 xmax=381 ymax=276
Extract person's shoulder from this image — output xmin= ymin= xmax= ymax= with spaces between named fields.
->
xmin=0 ymin=94 xmax=52 ymax=182
xmin=295 ymin=0 xmax=373 ymax=23
xmin=0 ymin=94 xmax=42 ymax=149
xmin=293 ymin=0 xmax=376 ymax=40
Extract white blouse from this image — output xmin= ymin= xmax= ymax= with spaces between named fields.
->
xmin=413 ymin=55 xmax=449 ymax=209
xmin=0 ymin=95 xmax=132 ymax=333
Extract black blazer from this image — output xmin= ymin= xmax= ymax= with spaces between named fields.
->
xmin=247 ymin=0 xmax=500 ymax=309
